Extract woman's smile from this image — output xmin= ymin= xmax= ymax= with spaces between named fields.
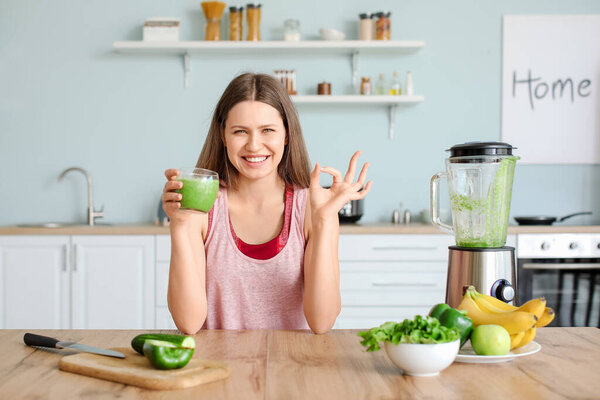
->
xmin=242 ymin=155 xmax=270 ymax=166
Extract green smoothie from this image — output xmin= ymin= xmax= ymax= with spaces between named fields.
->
xmin=450 ymin=156 xmax=519 ymax=248
xmin=176 ymin=177 xmax=219 ymax=213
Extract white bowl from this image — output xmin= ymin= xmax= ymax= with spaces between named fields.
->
xmin=319 ymin=28 xmax=345 ymax=41
xmin=384 ymin=340 xmax=460 ymax=376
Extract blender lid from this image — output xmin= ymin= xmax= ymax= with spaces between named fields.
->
xmin=447 ymin=142 xmax=515 ymax=157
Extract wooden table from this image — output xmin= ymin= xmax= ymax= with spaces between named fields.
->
xmin=1 ymin=328 xmax=599 ymax=399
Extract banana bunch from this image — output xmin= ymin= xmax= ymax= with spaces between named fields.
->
xmin=458 ymin=286 xmax=555 ymax=350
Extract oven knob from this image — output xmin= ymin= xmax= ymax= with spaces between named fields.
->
xmin=491 ymin=279 xmax=515 ymax=303
xmin=541 ymin=242 xmax=550 ymax=250
xmin=569 ymin=242 xmax=578 ymax=250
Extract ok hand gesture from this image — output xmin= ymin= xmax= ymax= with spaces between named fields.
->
xmin=309 ymin=151 xmax=372 ymax=220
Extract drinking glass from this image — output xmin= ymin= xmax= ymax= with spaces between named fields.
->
xmin=176 ymin=168 xmax=219 ymax=213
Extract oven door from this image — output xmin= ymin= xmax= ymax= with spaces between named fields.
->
xmin=518 ymin=259 xmax=600 ymax=327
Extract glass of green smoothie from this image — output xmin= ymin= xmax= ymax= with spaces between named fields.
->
xmin=175 ymin=168 xmax=219 ymax=213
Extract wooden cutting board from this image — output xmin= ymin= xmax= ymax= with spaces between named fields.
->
xmin=58 ymin=347 xmax=231 ymax=390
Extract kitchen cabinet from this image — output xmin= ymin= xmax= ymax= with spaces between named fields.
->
xmin=0 ymin=235 xmax=155 ymax=329
xmin=155 ymin=235 xmax=176 ymax=329
xmin=70 ymin=236 xmax=155 ymax=329
xmin=335 ymin=234 xmax=518 ymax=328
xmin=112 ymin=40 xmax=425 ymax=139
xmin=0 ymin=236 xmax=70 ymax=329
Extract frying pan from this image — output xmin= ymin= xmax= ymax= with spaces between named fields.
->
xmin=514 ymin=212 xmax=592 ymax=226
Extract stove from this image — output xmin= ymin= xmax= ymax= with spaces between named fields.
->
xmin=517 ymin=233 xmax=600 ymax=327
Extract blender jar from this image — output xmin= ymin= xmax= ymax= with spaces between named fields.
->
xmin=430 ymin=142 xmax=519 ymax=248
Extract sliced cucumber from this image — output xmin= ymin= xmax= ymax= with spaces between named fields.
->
xmin=131 ymin=333 xmax=196 ymax=355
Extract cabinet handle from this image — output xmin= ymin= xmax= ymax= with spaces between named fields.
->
xmin=371 ymin=246 xmax=438 ymax=251
xmin=72 ymin=244 xmax=78 ymax=272
xmin=371 ymin=282 xmax=438 ymax=287
xmin=63 ymin=244 xmax=67 ymax=272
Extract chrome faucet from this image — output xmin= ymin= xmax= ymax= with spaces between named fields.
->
xmin=58 ymin=167 xmax=104 ymax=226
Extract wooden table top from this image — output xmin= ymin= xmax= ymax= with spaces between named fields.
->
xmin=2 ymin=224 xmax=600 ymax=235
xmin=2 ymin=327 xmax=599 ymax=399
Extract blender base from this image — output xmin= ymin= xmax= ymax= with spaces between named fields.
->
xmin=445 ymin=246 xmax=516 ymax=308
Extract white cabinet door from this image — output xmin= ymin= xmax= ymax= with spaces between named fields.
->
xmin=71 ymin=236 xmax=155 ymax=329
xmin=155 ymin=235 xmax=175 ymax=329
xmin=336 ymin=234 xmax=452 ymax=329
xmin=0 ymin=236 xmax=70 ymax=329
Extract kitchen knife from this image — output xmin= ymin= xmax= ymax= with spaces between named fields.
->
xmin=23 ymin=333 xmax=125 ymax=359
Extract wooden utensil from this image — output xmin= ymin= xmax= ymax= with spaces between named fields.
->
xmin=58 ymin=347 xmax=231 ymax=390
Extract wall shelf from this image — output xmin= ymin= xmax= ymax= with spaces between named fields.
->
xmin=112 ymin=40 xmax=426 ymax=139
xmin=291 ymin=95 xmax=424 ymax=139
xmin=113 ymin=40 xmax=424 ymax=89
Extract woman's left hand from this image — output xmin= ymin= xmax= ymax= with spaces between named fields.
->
xmin=309 ymin=150 xmax=373 ymax=220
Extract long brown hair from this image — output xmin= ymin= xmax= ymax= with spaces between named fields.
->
xmin=196 ymin=73 xmax=311 ymax=189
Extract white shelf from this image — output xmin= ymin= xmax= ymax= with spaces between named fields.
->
xmin=291 ymin=95 xmax=424 ymax=104
xmin=113 ymin=40 xmax=425 ymax=55
xmin=112 ymin=40 xmax=424 ymax=91
xmin=112 ymin=40 xmax=426 ymax=139
xmin=291 ymin=95 xmax=425 ymax=140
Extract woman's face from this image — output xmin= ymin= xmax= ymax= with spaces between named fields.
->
xmin=224 ymin=101 xmax=287 ymax=184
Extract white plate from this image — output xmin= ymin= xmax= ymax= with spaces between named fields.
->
xmin=455 ymin=341 xmax=541 ymax=363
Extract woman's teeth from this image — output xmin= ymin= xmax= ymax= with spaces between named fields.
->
xmin=244 ymin=156 xmax=268 ymax=162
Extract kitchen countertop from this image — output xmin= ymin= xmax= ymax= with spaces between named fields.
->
xmin=1 ymin=223 xmax=600 ymax=235
xmin=2 ymin=327 xmax=598 ymax=399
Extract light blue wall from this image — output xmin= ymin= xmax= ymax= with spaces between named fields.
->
xmin=2 ymin=0 xmax=599 ymax=226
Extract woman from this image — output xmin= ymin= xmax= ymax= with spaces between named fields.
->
xmin=162 ymin=73 xmax=372 ymax=334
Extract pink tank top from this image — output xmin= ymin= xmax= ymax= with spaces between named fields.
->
xmin=203 ymin=186 xmax=310 ymax=330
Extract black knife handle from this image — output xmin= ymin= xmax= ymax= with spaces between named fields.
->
xmin=24 ymin=333 xmax=60 ymax=348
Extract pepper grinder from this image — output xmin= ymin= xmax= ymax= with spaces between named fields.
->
xmin=403 ymin=210 xmax=411 ymax=224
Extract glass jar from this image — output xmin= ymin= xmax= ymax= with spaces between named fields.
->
xmin=360 ymin=77 xmax=371 ymax=95
xmin=246 ymin=3 xmax=262 ymax=41
xmin=358 ymin=13 xmax=374 ymax=40
xmin=201 ymin=1 xmax=226 ymax=41
xmin=229 ymin=6 xmax=243 ymax=41
xmin=284 ymin=19 xmax=300 ymax=41
xmin=376 ymin=11 xmax=391 ymax=40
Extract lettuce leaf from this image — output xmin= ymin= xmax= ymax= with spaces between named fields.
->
xmin=357 ymin=315 xmax=460 ymax=352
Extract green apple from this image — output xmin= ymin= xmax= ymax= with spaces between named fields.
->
xmin=470 ymin=325 xmax=510 ymax=355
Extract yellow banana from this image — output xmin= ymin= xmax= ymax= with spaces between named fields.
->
xmin=535 ymin=307 xmax=555 ymax=327
xmin=468 ymin=287 xmax=516 ymax=311
xmin=457 ymin=291 xmax=538 ymax=334
xmin=510 ymin=331 xmax=525 ymax=350
xmin=513 ymin=327 xmax=536 ymax=349
xmin=472 ymin=293 xmax=546 ymax=319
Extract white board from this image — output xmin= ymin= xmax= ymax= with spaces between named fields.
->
xmin=501 ymin=15 xmax=600 ymax=164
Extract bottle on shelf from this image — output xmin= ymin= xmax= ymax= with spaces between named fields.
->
xmin=389 ymin=71 xmax=402 ymax=95
xmin=405 ymin=71 xmax=414 ymax=96
xmin=375 ymin=73 xmax=387 ymax=95
xmin=360 ymin=77 xmax=372 ymax=95
xmin=358 ymin=13 xmax=375 ymax=40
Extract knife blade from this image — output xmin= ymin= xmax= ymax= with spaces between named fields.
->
xmin=23 ymin=333 xmax=125 ymax=359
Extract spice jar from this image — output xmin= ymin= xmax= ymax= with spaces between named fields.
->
xmin=229 ymin=6 xmax=243 ymax=41
xmin=274 ymin=70 xmax=296 ymax=95
xmin=202 ymin=1 xmax=226 ymax=41
xmin=375 ymin=11 xmax=391 ymax=40
xmin=358 ymin=13 xmax=374 ymax=40
xmin=360 ymin=77 xmax=372 ymax=95
xmin=246 ymin=3 xmax=262 ymax=41
xmin=284 ymin=19 xmax=300 ymax=41
xmin=317 ymin=82 xmax=331 ymax=95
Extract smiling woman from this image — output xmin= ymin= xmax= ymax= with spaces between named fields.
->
xmin=161 ymin=73 xmax=372 ymax=335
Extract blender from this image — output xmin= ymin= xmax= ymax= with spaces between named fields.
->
xmin=430 ymin=142 xmax=519 ymax=308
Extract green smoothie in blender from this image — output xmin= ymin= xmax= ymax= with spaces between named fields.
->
xmin=431 ymin=142 xmax=519 ymax=248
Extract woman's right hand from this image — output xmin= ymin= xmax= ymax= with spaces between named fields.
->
xmin=162 ymin=168 xmax=191 ymax=225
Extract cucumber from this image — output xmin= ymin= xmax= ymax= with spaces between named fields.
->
xmin=131 ymin=333 xmax=196 ymax=355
